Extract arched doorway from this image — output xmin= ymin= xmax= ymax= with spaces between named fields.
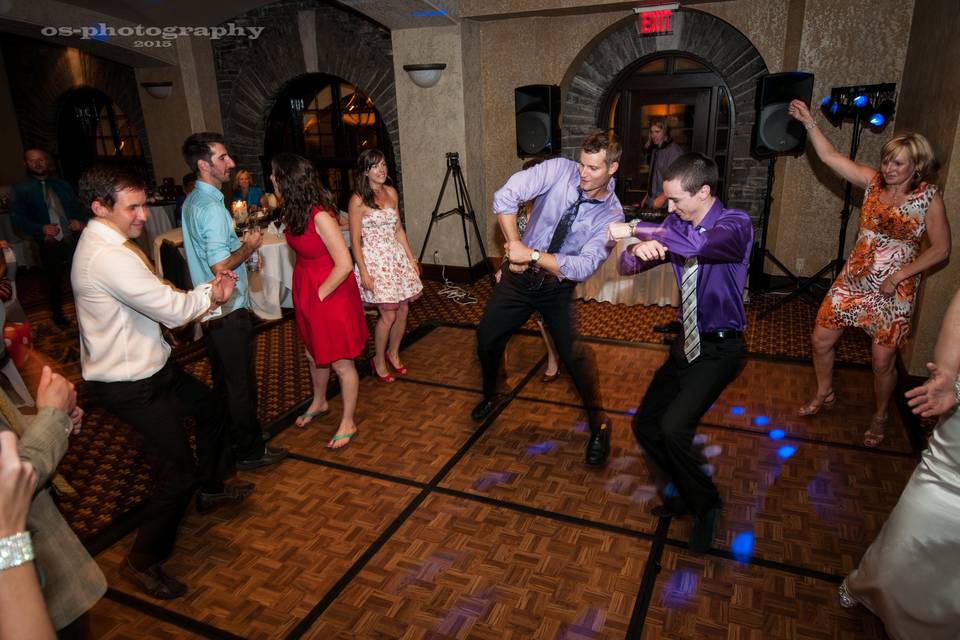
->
xmin=56 ymin=87 xmax=146 ymax=187
xmin=602 ymin=53 xmax=733 ymax=207
xmin=263 ymin=73 xmax=395 ymax=211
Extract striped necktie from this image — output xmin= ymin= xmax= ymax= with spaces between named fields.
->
xmin=681 ymin=256 xmax=700 ymax=362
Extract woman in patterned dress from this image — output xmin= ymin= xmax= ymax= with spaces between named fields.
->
xmin=788 ymin=100 xmax=951 ymax=446
xmin=349 ymin=149 xmax=422 ymax=382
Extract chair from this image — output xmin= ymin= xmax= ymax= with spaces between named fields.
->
xmin=159 ymin=240 xmax=192 ymax=290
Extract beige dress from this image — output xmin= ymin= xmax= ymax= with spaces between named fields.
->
xmin=842 ymin=406 xmax=960 ymax=639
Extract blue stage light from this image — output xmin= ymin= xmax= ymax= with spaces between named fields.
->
xmin=752 ymin=415 xmax=770 ymax=427
xmin=853 ymin=95 xmax=870 ymax=108
xmin=869 ymin=113 xmax=886 ymax=127
xmin=768 ymin=428 xmax=786 ymax=440
xmin=830 ymin=102 xmax=839 ymax=115
xmin=732 ymin=532 xmax=755 ymax=561
xmin=820 ymin=96 xmax=832 ymax=107
xmin=778 ymin=445 xmax=797 ymax=459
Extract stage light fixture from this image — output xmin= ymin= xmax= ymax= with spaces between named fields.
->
xmin=853 ymin=94 xmax=870 ymax=108
xmin=820 ymin=95 xmax=832 ymax=107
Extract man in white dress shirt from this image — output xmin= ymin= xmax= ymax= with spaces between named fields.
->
xmin=71 ymin=165 xmax=253 ymax=600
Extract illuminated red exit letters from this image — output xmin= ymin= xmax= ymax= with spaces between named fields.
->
xmin=639 ymin=9 xmax=672 ymax=35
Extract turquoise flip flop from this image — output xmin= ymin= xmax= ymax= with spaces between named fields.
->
xmin=327 ymin=430 xmax=357 ymax=450
xmin=295 ymin=409 xmax=329 ymax=428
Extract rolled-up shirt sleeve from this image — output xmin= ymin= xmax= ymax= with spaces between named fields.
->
xmin=492 ymin=159 xmax=565 ymax=215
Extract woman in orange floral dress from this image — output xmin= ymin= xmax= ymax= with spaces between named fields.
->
xmin=788 ymin=100 xmax=950 ymax=446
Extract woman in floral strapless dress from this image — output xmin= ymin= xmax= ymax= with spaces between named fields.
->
xmin=787 ymin=100 xmax=951 ymax=447
xmin=349 ymin=149 xmax=423 ymax=382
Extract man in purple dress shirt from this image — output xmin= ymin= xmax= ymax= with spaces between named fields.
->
xmin=472 ymin=130 xmax=625 ymax=467
xmin=610 ymin=153 xmax=752 ymax=552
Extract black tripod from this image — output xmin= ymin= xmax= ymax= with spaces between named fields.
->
xmin=759 ymin=112 xmax=864 ymax=318
xmin=418 ymin=152 xmax=495 ymax=284
xmin=750 ymin=158 xmax=802 ymax=295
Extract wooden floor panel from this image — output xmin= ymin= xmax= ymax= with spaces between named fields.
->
xmin=640 ymin=547 xmax=888 ymax=639
xmin=272 ymin=380 xmax=483 ymax=482
xmin=664 ymin=425 xmax=915 ymax=575
xmin=87 ymin=597 xmax=202 ymax=639
xmin=304 ymin=493 xmax=648 ymax=639
xmin=95 ymin=460 xmax=419 ymax=639
xmin=397 ymin=326 xmax=544 ymax=391
xmin=439 ymin=400 xmax=661 ymax=536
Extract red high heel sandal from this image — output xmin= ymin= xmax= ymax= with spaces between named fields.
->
xmin=370 ymin=358 xmax=395 ymax=383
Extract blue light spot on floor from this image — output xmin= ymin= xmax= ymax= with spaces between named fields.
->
xmin=664 ymin=483 xmax=679 ymax=499
xmin=768 ymin=428 xmax=786 ymax=440
xmin=778 ymin=445 xmax=797 ymax=459
xmin=730 ymin=406 xmax=746 ymax=416
xmin=525 ymin=440 xmax=556 ymax=456
xmin=624 ymin=406 xmax=638 ymax=417
xmin=731 ymin=532 xmax=755 ymax=562
xmin=753 ymin=415 xmax=770 ymax=426
xmin=574 ymin=421 xmax=590 ymax=433
xmin=662 ymin=569 xmax=699 ymax=608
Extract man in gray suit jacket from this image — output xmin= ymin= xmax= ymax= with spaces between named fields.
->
xmin=0 ymin=364 xmax=106 ymax=634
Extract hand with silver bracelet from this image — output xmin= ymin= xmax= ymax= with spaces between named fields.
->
xmin=0 ymin=431 xmax=36 ymax=567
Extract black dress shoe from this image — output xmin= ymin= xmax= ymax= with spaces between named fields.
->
xmin=470 ymin=395 xmax=505 ymax=422
xmin=651 ymin=497 xmax=689 ymax=518
xmin=236 ymin=445 xmax=288 ymax=470
xmin=653 ymin=320 xmax=682 ymax=334
xmin=121 ymin=558 xmax=187 ymax=599
xmin=688 ymin=506 xmax=721 ymax=553
xmin=585 ymin=422 xmax=611 ymax=466
xmin=197 ymin=480 xmax=256 ymax=514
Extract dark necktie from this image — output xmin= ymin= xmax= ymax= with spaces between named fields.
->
xmin=547 ymin=189 xmax=589 ymax=254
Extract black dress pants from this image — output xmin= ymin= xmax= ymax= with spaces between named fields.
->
xmin=632 ymin=335 xmax=746 ymax=519
xmin=38 ymin=237 xmax=74 ymax=319
xmin=477 ymin=266 xmax=602 ymax=427
xmin=201 ymin=308 xmax=263 ymax=460
xmin=87 ymin=361 xmax=231 ymax=569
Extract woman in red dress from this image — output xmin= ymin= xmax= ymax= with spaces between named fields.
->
xmin=788 ymin=100 xmax=951 ymax=446
xmin=271 ymin=153 xmax=368 ymax=449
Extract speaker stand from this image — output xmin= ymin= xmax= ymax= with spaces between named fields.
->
xmin=750 ymin=159 xmax=803 ymax=295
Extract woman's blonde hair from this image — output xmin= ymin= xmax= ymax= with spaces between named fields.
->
xmin=880 ymin=132 xmax=939 ymax=191
xmin=233 ymin=169 xmax=251 ymax=188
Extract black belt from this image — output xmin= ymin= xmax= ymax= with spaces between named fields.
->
xmin=700 ymin=330 xmax=742 ymax=342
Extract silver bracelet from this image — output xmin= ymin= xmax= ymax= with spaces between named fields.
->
xmin=0 ymin=531 xmax=34 ymax=571
xmin=804 ymin=121 xmax=818 ymax=130
xmin=954 ymin=375 xmax=960 ymax=406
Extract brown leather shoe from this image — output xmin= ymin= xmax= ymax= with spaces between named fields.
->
xmin=121 ymin=558 xmax=187 ymax=599
xmin=196 ymin=481 xmax=256 ymax=514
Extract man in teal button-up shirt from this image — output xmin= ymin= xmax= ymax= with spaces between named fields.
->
xmin=180 ymin=132 xmax=287 ymax=470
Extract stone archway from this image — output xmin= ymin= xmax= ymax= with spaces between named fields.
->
xmin=213 ymin=1 xmax=401 ymax=201
xmin=561 ymin=8 xmax=769 ymax=220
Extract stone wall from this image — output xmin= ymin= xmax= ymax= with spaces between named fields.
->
xmin=0 ymin=34 xmax=152 ymax=183
xmin=211 ymin=0 xmax=400 ymax=196
xmin=561 ymin=8 xmax=769 ymax=223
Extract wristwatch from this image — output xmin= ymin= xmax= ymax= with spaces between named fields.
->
xmin=529 ymin=250 xmax=541 ymax=266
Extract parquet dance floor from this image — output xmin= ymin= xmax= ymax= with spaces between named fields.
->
xmin=86 ymin=325 xmax=903 ymax=638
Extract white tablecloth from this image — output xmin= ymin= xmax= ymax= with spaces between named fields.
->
xmin=576 ymin=238 xmax=679 ymax=307
xmin=247 ymin=232 xmax=295 ymax=320
xmin=136 ymin=204 xmax=175 ymax=261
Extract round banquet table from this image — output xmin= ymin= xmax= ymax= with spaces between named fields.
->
xmin=575 ymin=237 xmax=679 ymax=307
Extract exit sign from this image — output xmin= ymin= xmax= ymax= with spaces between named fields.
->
xmin=634 ymin=3 xmax=678 ymax=35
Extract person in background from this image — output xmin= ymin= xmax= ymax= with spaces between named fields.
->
xmin=181 ymin=132 xmax=287 ymax=470
xmin=837 ymin=285 xmax=960 ymax=638
xmin=788 ymin=100 xmax=950 ymax=447
xmin=174 ymin=172 xmax=196 ymax=227
xmin=642 ymin=118 xmax=684 ymax=210
xmin=0 ymin=365 xmax=103 ymax=639
xmin=272 ymin=153 xmax=368 ymax=448
xmin=231 ymin=169 xmax=266 ymax=210
xmin=10 ymin=149 xmax=87 ymax=328
xmin=349 ymin=149 xmax=422 ymax=382
xmin=611 ymin=152 xmax=753 ymax=552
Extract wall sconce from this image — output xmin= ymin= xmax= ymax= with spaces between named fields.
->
xmin=402 ymin=64 xmax=446 ymax=89
xmin=141 ymin=81 xmax=173 ymax=99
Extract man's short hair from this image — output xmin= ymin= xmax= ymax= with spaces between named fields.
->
xmin=182 ymin=132 xmax=225 ymax=173
xmin=649 ymin=118 xmax=668 ymax=131
xmin=581 ymin=129 xmax=622 ymax=166
xmin=78 ymin=165 xmax=146 ymax=210
xmin=663 ymin=153 xmax=718 ymax=195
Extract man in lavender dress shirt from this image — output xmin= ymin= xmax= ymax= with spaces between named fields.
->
xmin=473 ymin=130 xmax=625 ymax=467
xmin=610 ymin=153 xmax=752 ymax=552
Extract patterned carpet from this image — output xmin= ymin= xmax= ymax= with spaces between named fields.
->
xmin=10 ymin=268 xmax=874 ymax=543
